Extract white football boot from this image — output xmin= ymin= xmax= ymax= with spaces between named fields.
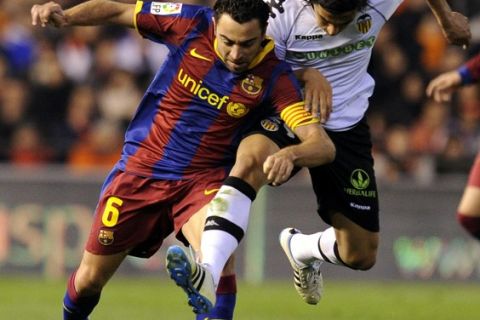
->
xmin=279 ymin=228 xmax=323 ymax=305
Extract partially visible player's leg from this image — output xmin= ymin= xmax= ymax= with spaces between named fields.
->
xmin=200 ymin=133 xmax=277 ymax=285
xmin=64 ymin=251 xmax=127 ymax=320
xmin=169 ymin=118 xmax=298 ymax=314
xmin=280 ymin=118 xmax=379 ymax=304
xmin=285 ymin=212 xmax=378 ymax=267
xmin=195 ymin=256 xmax=237 ymax=320
xmin=457 ymin=154 xmax=480 ymax=240
xmin=64 ymin=169 xmax=176 ymax=319
xmin=181 ymin=206 xmax=237 ymax=319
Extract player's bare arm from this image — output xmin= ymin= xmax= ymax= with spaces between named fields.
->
xmin=294 ymin=68 xmax=333 ymax=124
xmin=426 ymin=0 xmax=471 ymax=47
xmin=263 ymin=123 xmax=335 ymax=185
xmin=426 ymin=70 xmax=462 ymax=102
xmin=31 ymin=0 xmax=134 ymax=29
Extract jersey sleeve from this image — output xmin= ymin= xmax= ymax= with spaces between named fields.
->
xmin=459 ymin=54 xmax=480 ymax=85
xmin=372 ymin=0 xmax=404 ymax=20
xmin=134 ymin=1 xmax=206 ymax=47
xmin=270 ymin=70 xmax=319 ymax=130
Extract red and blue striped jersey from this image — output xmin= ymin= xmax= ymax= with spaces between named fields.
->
xmin=117 ymin=1 xmax=316 ymax=180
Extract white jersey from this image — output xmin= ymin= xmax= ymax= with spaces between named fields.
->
xmin=266 ymin=0 xmax=403 ymax=131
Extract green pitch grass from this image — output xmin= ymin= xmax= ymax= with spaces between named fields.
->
xmin=1 ymin=276 xmax=479 ymax=319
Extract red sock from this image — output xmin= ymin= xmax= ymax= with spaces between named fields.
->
xmin=217 ymin=274 xmax=237 ymax=294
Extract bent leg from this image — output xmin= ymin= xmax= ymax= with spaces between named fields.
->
xmin=182 ymin=206 xmax=237 ymax=320
xmin=229 ymin=134 xmax=280 ymax=189
xmin=288 ymin=213 xmax=378 ymax=271
xmin=201 ymin=134 xmax=279 ymax=283
xmin=330 ymin=212 xmax=378 ymax=269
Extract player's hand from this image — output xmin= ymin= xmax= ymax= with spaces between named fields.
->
xmin=426 ymin=70 xmax=462 ymax=102
xmin=302 ymin=68 xmax=332 ymax=124
xmin=31 ymin=1 xmax=67 ymax=28
xmin=263 ymin=151 xmax=295 ymax=186
xmin=441 ymin=11 xmax=471 ymax=48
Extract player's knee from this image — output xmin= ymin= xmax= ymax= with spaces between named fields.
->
xmin=75 ymin=268 xmax=108 ymax=295
xmin=230 ymin=154 xmax=267 ymax=189
xmin=342 ymin=247 xmax=377 ymax=270
xmin=234 ymin=153 xmax=262 ymax=176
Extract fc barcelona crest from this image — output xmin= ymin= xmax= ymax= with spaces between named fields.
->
xmin=98 ymin=229 xmax=114 ymax=246
xmin=356 ymin=14 xmax=372 ymax=34
xmin=241 ymin=74 xmax=263 ymax=96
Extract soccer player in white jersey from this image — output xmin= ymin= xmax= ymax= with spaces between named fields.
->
xmin=167 ymin=0 xmax=471 ymax=316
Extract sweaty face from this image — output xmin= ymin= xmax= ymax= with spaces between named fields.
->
xmin=214 ymin=14 xmax=265 ymax=73
xmin=313 ymin=4 xmax=357 ymax=36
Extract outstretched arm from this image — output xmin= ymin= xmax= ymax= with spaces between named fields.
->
xmin=426 ymin=0 xmax=471 ymax=47
xmin=31 ymin=0 xmax=135 ymax=28
xmin=426 ymin=53 xmax=480 ymax=102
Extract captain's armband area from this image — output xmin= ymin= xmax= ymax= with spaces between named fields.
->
xmin=280 ymin=103 xmax=320 ymax=131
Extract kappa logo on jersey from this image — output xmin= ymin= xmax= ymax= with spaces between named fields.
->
xmin=98 ymin=229 xmax=114 ymax=246
xmin=241 ymin=74 xmax=263 ymax=96
xmin=295 ymin=34 xmax=324 ymax=41
xmin=261 ymin=118 xmax=279 ymax=131
xmin=356 ymin=14 xmax=372 ymax=34
xmin=266 ymin=0 xmax=286 ymax=19
xmin=150 ymin=2 xmax=182 ymax=15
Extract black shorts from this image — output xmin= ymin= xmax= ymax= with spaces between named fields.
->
xmin=309 ymin=117 xmax=379 ymax=232
xmin=246 ymin=115 xmax=301 ymax=148
xmin=245 ymin=116 xmax=303 ymax=179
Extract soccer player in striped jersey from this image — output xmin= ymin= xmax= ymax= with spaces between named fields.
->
xmin=31 ymin=0 xmax=335 ymax=318
xmin=427 ymin=53 xmax=480 ymax=241
xmin=178 ymin=0 xmax=471 ymax=315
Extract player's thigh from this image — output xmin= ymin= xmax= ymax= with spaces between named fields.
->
xmin=232 ymin=134 xmax=279 ymax=172
xmin=458 ymin=186 xmax=480 ymax=216
xmin=181 ymin=204 xmax=209 ymax=252
xmin=458 ymin=155 xmax=480 ymax=216
xmin=230 ymin=134 xmax=279 ymax=189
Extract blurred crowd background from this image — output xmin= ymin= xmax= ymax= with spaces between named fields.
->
xmin=1 ymin=0 xmax=480 ymax=183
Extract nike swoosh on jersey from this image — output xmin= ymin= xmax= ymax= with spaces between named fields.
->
xmin=190 ymin=48 xmax=212 ymax=61
xmin=204 ymin=188 xmax=220 ymax=195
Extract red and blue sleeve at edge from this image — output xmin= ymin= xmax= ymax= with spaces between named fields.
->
xmin=135 ymin=1 xmax=209 ymax=47
xmin=458 ymin=54 xmax=480 ymax=85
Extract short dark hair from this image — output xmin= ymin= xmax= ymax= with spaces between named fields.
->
xmin=308 ymin=0 xmax=368 ymax=14
xmin=213 ymin=0 xmax=271 ymax=33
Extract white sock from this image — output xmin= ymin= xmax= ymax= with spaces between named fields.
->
xmin=290 ymin=232 xmax=323 ymax=267
xmin=200 ymin=185 xmax=252 ymax=285
xmin=316 ymin=227 xmax=343 ymax=265
xmin=291 ymin=227 xmax=343 ymax=266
